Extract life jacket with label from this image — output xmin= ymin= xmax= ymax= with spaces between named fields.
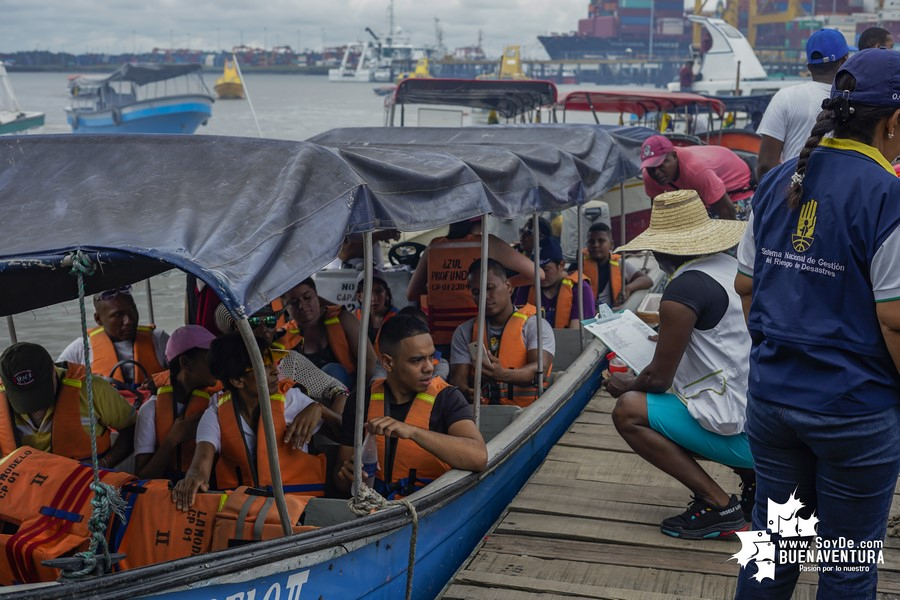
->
xmin=215 ymin=383 xmax=326 ymax=496
xmin=210 ymin=486 xmax=316 ymax=552
xmin=473 ymin=304 xmax=547 ymax=407
xmin=0 ymin=363 xmax=111 ymax=461
xmin=153 ymin=375 xmax=222 ymax=477
xmin=0 ymin=447 xmax=134 ymax=585
xmin=426 ymin=235 xmax=482 ymax=345
xmin=368 ymin=377 xmax=451 ymax=499
xmin=88 ymin=325 xmax=165 ymax=382
xmin=526 ymin=276 xmax=578 ymax=328
xmin=107 ymin=478 xmax=223 ymax=572
xmin=582 ymin=251 xmax=622 ymax=307
xmin=356 ymin=306 xmax=398 ymax=355
xmin=278 ymin=306 xmax=356 ymax=374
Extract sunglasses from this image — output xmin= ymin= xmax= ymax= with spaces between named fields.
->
xmin=248 ymin=315 xmax=278 ymax=329
xmin=97 ymin=285 xmax=133 ymax=301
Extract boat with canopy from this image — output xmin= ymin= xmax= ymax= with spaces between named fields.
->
xmin=0 ymin=127 xmax=644 ymax=599
xmin=0 ymin=62 xmax=44 ymax=135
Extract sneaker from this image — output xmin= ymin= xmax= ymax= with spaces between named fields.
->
xmin=660 ymin=494 xmax=747 ymax=540
xmin=739 ymin=477 xmax=757 ymax=524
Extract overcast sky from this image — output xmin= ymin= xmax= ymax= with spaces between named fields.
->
xmin=4 ymin=0 xmax=612 ymax=59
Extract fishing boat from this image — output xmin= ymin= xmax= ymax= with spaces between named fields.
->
xmin=65 ymin=64 xmax=214 ymax=134
xmin=0 ymin=62 xmax=44 ymax=135
xmin=214 ymin=59 xmax=244 ymax=100
xmin=0 ymin=127 xmax=642 ymax=598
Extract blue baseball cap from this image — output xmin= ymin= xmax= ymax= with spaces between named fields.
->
xmin=537 ymin=237 xmax=564 ymax=266
xmin=806 ymin=29 xmax=855 ymax=64
xmin=832 ymin=48 xmax=900 ymax=107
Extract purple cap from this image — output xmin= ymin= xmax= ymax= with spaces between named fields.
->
xmin=832 ymin=48 xmax=900 ymax=107
xmin=165 ymin=325 xmax=216 ymax=362
xmin=640 ymin=135 xmax=674 ymax=169
xmin=806 ymin=29 xmax=854 ymax=64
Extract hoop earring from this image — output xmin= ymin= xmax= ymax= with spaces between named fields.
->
xmin=890 ymin=130 xmax=896 ymax=140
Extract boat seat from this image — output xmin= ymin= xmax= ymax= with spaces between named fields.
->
xmin=478 ymin=405 xmax=522 ymax=443
xmin=303 ymin=497 xmax=360 ymax=527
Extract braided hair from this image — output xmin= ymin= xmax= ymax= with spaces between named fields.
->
xmin=787 ymin=70 xmax=898 ymax=209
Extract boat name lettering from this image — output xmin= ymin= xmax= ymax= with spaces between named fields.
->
xmin=0 ymin=449 xmax=31 ymax=499
xmin=341 ymin=282 xmax=356 ymax=291
xmin=216 ymin=570 xmax=309 ymax=600
xmin=182 ymin=508 xmax=208 ymax=554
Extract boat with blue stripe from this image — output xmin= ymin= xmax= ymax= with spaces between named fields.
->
xmin=65 ymin=64 xmax=214 ymax=134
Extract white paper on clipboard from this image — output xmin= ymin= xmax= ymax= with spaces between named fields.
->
xmin=582 ymin=309 xmax=657 ymax=374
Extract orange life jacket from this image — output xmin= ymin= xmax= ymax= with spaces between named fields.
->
xmin=210 ymin=486 xmax=316 ymax=552
xmin=88 ymin=325 xmax=165 ymax=382
xmin=356 ymin=306 xmax=398 ymax=355
xmin=0 ymin=447 xmax=135 ymax=585
xmin=153 ymin=376 xmax=222 ymax=476
xmin=279 ymin=305 xmax=356 ymax=374
xmin=582 ymin=251 xmax=622 ymax=306
xmin=107 ymin=479 xmax=223 ymax=572
xmin=214 ymin=384 xmax=326 ymax=496
xmin=473 ymin=304 xmax=547 ymax=407
xmin=526 ymin=276 xmax=578 ymax=328
xmin=368 ymin=377 xmax=451 ymax=498
xmin=0 ymin=363 xmax=111 ymax=461
xmin=425 ymin=235 xmax=482 ymax=345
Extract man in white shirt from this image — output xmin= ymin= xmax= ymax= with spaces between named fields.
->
xmin=756 ymin=29 xmax=853 ymax=180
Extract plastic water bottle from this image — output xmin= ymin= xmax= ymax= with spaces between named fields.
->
xmin=607 ymin=352 xmax=630 ymax=375
xmin=361 ymin=433 xmax=378 ymax=489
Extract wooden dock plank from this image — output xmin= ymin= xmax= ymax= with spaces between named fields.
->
xmin=443 ymin=388 xmax=900 ymax=599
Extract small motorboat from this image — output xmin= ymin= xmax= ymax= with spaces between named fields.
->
xmin=0 ymin=61 xmax=44 ymax=135
xmin=65 ymin=63 xmax=214 ymax=134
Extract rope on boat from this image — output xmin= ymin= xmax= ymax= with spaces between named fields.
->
xmin=59 ymin=251 xmax=126 ymax=579
xmin=348 ymin=484 xmax=419 ymax=600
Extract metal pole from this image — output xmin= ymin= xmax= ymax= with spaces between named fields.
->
xmin=532 ymin=213 xmax=544 ymax=395
xmin=619 ymin=181 xmax=627 ymax=248
xmin=232 ymin=53 xmax=263 ymax=138
xmin=353 ymin=232 xmax=374 ymax=495
xmin=6 ymin=317 xmax=17 ymax=345
xmin=649 ymin=0 xmax=655 ymax=61
xmin=144 ymin=280 xmax=155 ymax=325
xmin=576 ymin=205 xmax=585 ymax=351
xmin=472 ymin=216 xmax=489 ymax=422
xmin=235 ymin=317 xmax=292 ymax=535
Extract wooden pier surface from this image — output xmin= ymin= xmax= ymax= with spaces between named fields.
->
xmin=442 ymin=391 xmax=900 ymax=600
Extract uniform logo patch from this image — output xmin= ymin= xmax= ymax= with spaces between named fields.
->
xmin=791 ymin=199 xmax=817 ymax=253
xmin=13 ymin=370 xmax=35 ymax=387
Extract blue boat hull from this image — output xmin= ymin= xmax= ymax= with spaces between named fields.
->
xmin=141 ymin=347 xmax=604 ymax=600
xmin=66 ymin=95 xmax=213 ymax=134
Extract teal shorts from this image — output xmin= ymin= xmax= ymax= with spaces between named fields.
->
xmin=647 ymin=392 xmax=753 ymax=469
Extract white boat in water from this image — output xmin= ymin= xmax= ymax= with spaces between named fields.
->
xmin=330 ymin=27 xmax=434 ymax=83
xmin=667 ymin=16 xmax=802 ymax=96
xmin=0 ymin=62 xmax=45 ymax=135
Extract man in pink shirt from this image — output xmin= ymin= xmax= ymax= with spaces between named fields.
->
xmin=640 ymin=135 xmax=754 ymax=220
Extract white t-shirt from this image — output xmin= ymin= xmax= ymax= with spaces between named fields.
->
xmin=57 ymin=329 xmax=169 ymax=382
xmin=134 ymin=396 xmax=173 ymax=455
xmin=757 ymin=81 xmax=832 ymax=163
xmin=449 ymin=314 xmax=556 ymax=365
xmin=196 ymin=387 xmax=322 ymax=459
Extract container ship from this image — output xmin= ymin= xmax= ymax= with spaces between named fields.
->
xmin=539 ymin=0 xmax=897 ymax=62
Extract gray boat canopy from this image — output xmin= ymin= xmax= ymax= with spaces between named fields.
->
xmin=390 ymin=79 xmax=558 ymax=119
xmin=0 ymin=127 xmax=638 ymax=318
xmin=69 ymin=63 xmax=204 ymax=90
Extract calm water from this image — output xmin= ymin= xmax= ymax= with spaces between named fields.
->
xmin=5 ymin=71 xmax=597 ymax=356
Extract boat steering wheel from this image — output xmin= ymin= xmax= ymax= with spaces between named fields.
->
xmin=388 ymin=242 xmax=426 ymax=269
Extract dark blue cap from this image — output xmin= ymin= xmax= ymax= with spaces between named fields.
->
xmin=832 ymin=48 xmax=900 ymax=107
xmin=537 ymin=237 xmax=564 ymax=266
xmin=806 ymin=29 xmax=854 ymax=64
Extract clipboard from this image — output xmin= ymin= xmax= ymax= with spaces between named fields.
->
xmin=581 ymin=309 xmax=657 ymax=374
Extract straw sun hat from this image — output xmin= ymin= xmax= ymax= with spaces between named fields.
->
xmin=615 ymin=190 xmax=745 ymax=256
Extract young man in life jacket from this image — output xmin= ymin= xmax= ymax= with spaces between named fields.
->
xmin=575 ymin=223 xmax=653 ymax=311
xmin=134 ymin=325 xmax=219 ymax=480
xmin=0 ymin=342 xmax=136 ymax=467
xmin=172 ymin=333 xmax=339 ymax=510
xmin=513 ymin=238 xmax=595 ymax=329
xmin=449 ymin=259 xmax=555 ymax=407
xmin=334 ymin=315 xmax=487 ymax=498
xmin=57 ymin=285 xmax=169 ymax=388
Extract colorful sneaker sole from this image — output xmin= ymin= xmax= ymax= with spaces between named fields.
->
xmin=660 ymin=520 xmax=749 ymax=540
